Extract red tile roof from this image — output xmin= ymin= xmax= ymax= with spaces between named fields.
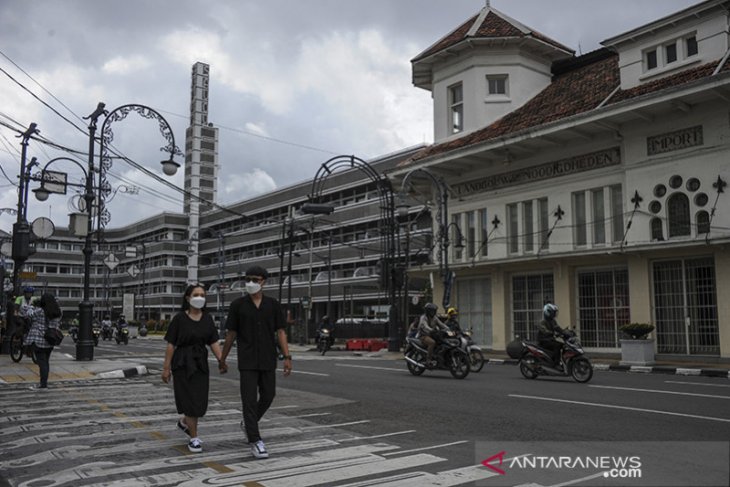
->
xmin=412 ymin=10 xmax=571 ymax=62
xmin=403 ymin=52 xmax=730 ymax=166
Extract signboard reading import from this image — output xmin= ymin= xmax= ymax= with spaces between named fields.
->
xmin=452 ymin=147 xmax=621 ymax=197
xmin=647 ymin=125 xmax=703 ymax=156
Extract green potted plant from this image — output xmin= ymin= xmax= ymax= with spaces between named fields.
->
xmin=619 ymin=323 xmax=656 ymax=366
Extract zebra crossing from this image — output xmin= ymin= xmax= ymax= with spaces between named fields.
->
xmin=0 ymin=376 xmax=497 ymax=486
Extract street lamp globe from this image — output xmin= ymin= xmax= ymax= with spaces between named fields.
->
xmin=33 ymin=186 xmax=50 ymax=202
xmin=161 ymin=158 xmax=180 ymax=176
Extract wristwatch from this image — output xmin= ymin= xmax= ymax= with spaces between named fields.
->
xmin=283 ymin=355 xmax=292 ymax=360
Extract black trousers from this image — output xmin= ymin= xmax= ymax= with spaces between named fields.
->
xmin=239 ymin=369 xmax=276 ymax=443
xmin=539 ymin=339 xmax=562 ymax=364
xmin=34 ymin=347 xmax=52 ymax=387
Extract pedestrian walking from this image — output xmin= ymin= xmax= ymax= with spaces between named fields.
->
xmin=162 ymin=284 xmax=226 ymax=453
xmin=20 ymin=293 xmax=62 ymax=390
xmin=220 ymin=265 xmax=292 ymax=459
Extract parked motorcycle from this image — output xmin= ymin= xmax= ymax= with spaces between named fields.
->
xmin=461 ymin=329 xmax=485 ymax=373
xmin=404 ymin=332 xmax=470 ymax=379
xmin=316 ymin=327 xmax=333 ymax=355
xmin=115 ymin=327 xmax=129 ymax=345
xmin=512 ymin=329 xmax=593 ymax=383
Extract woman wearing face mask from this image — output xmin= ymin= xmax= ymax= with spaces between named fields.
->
xmin=162 ymin=284 xmax=226 ymax=453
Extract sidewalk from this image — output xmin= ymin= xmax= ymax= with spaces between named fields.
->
xmin=0 ymin=352 xmax=147 ymax=385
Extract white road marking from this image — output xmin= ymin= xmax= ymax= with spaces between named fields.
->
xmin=341 ymin=430 xmax=416 ymax=442
xmin=665 ymin=380 xmax=730 ymax=388
xmin=510 ymin=394 xmax=730 ymax=423
xmin=381 ymin=440 xmax=468 ymax=457
xmin=338 ymin=464 xmax=500 ymax=487
xmin=336 ymin=363 xmax=404 ymax=372
xmin=301 ymin=420 xmax=370 ymax=430
xmin=589 ymin=384 xmax=730 ymax=400
xmin=277 ymin=368 xmax=330 ymax=376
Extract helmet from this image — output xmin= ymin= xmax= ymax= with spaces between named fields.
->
xmin=543 ymin=303 xmax=558 ymax=320
xmin=424 ymin=303 xmax=438 ymax=318
xmin=23 ymin=286 xmax=34 ymax=294
xmin=447 ymin=307 xmax=458 ymax=317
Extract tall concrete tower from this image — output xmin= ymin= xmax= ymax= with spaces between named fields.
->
xmin=185 ymin=62 xmax=220 ymax=283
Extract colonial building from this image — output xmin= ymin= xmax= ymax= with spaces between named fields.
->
xmin=391 ymin=0 xmax=730 ymax=358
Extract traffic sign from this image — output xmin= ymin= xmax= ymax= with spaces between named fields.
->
xmin=19 ymin=271 xmax=37 ymax=280
xmin=104 ymin=253 xmax=120 ymax=271
xmin=127 ymin=264 xmax=140 ymax=278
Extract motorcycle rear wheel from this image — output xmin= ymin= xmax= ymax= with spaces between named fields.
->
xmin=469 ymin=349 xmax=485 ymax=372
xmin=450 ymin=352 xmax=470 ymax=379
xmin=570 ymin=357 xmax=593 ymax=383
xmin=406 ymin=351 xmax=426 ymax=376
xmin=519 ymin=357 xmax=538 ymax=379
xmin=10 ymin=336 xmax=23 ymax=363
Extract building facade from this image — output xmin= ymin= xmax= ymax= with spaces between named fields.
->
xmin=391 ymin=0 xmax=730 ymax=358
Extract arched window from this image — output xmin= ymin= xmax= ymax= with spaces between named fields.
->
xmin=696 ymin=210 xmax=710 ymax=235
xmin=667 ymin=193 xmax=690 ymax=237
xmin=650 ymin=218 xmax=664 ymax=241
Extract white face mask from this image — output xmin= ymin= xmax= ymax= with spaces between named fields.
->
xmin=189 ymin=296 xmax=206 ymax=309
xmin=245 ymin=281 xmax=262 ymax=295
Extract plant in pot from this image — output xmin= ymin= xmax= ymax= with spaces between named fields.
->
xmin=619 ymin=323 xmax=656 ymax=366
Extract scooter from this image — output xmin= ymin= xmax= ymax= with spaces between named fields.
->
xmin=461 ymin=328 xmax=485 ymax=372
xmin=404 ymin=332 xmax=470 ymax=379
xmin=316 ymin=327 xmax=333 ymax=356
xmin=513 ymin=330 xmax=593 ymax=383
xmin=115 ymin=327 xmax=129 ymax=345
xmin=101 ymin=325 xmax=114 ymax=341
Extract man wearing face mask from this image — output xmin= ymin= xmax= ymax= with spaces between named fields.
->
xmin=220 ymin=265 xmax=292 ymax=460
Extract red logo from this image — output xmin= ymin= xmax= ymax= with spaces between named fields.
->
xmin=482 ymin=451 xmax=506 ymax=475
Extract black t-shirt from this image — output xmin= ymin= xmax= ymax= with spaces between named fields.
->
xmin=225 ymin=294 xmax=285 ymax=371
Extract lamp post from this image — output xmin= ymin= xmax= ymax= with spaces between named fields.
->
xmin=32 ymin=103 xmax=180 ymax=361
xmin=200 ymin=228 xmax=225 ymax=336
xmin=397 ymin=168 xmax=464 ymax=310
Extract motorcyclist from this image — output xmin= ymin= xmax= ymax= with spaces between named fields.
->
xmin=101 ymin=315 xmax=112 ymax=338
xmin=444 ymin=307 xmax=463 ymax=334
xmin=417 ymin=303 xmax=450 ymax=367
xmin=537 ymin=303 xmax=566 ymax=367
xmin=316 ymin=315 xmax=334 ymax=347
xmin=15 ymin=286 xmax=35 ymax=308
xmin=116 ymin=315 xmax=128 ymax=336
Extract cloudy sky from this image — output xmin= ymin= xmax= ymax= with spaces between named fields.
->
xmin=0 ymin=0 xmax=701 ymax=234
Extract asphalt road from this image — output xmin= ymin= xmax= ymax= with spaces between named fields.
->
xmin=2 ymin=337 xmax=728 ymax=486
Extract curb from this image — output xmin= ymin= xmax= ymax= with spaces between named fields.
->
xmin=96 ymin=365 xmax=148 ymax=379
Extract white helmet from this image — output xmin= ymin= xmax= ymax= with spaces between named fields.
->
xmin=543 ymin=303 xmax=558 ymax=320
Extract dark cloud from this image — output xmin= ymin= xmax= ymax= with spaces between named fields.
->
xmin=0 ymin=0 xmax=701 ymax=232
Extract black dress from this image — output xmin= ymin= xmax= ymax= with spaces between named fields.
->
xmin=164 ymin=312 xmax=219 ymax=417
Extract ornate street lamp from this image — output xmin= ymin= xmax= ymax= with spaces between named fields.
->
xmin=398 ymin=167 xmax=463 ymax=309
xmin=31 ymin=102 xmax=181 ymax=361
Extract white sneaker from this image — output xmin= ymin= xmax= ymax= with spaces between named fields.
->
xmin=188 ymin=438 xmax=202 ymax=453
xmin=251 ymin=440 xmax=269 ymax=459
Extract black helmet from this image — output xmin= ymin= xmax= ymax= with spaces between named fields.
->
xmin=424 ymin=303 xmax=438 ymax=318
xmin=543 ymin=303 xmax=558 ymax=320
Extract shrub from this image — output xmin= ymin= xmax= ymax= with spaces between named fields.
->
xmin=619 ymin=323 xmax=655 ymax=340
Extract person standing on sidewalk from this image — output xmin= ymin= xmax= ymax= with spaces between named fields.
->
xmin=162 ymin=284 xmax=226 ymax=453
xmin=220 ymin=265 xmax=292 ymax=460
xmin=20 ymin=293 xmax=62 ymax=390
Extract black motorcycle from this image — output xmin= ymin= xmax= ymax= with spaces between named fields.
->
xmin=101 ymin=325 xmax=114 ymax=341
xmin=315 ymin=327 xmax=333 ymax=356
xmin=115 ymin=327 xmax=129 ymax=345
xmin=511 ymin=329 xmax=593 ymax=383
xmin=404 ymin=332 xmax=470 ymax=379
xmin=92 ymin=326 xmax=100 ymax=346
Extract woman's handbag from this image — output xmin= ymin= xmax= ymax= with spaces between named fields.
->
xmin=44 ymin=325 xmax=64 ymax=346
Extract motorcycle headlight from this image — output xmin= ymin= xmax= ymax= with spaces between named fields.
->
xmin=321 ymin=328 xmax=329 ymax=334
